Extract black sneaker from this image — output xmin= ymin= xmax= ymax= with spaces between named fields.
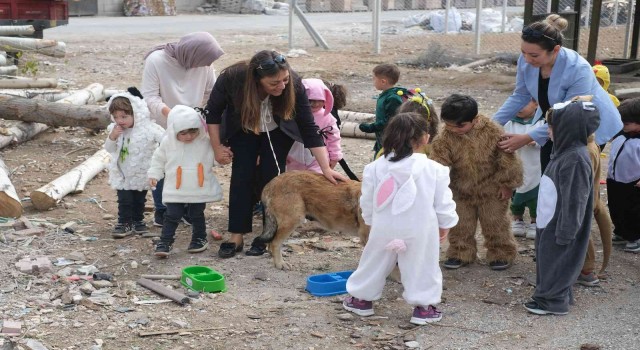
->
xmin=489 ymin=260 xmax=511 ymax=271
xmin=523 ymin=301 xmax=567 ymax=315
xmin=443 ymin=258 xmax=467 ymax=269
xmin=133 ymin=221 xmax=149 ymax=234
xmin=187 ymin=238 xmax=209 ymax=253
xmin=154 ymin=241 xmax=172 ymax=258
xmin=112 ymin=223 xmax=133 ymax=238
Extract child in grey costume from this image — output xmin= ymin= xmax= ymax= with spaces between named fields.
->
xmin=525 ymin=99 xmax=600 ymax=315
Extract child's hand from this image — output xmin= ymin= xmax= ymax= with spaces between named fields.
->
xmin=498 ymin=186 xmax=512 ymax=200
xmin=109 ymin=125 xmax=123 ymax=141
xmin=329 ymin=159 xmax=339 ymax=169
xmin=214 ymin=145 xmax=233 ymax=165
xmin=439 ymin=228 xmax=449 ymax=243
xmin=149 ymin=178 xmax=157 ymax=189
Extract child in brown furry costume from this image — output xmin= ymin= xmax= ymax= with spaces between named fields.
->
xmin=430 ymin=94 xmax=523 ymax=270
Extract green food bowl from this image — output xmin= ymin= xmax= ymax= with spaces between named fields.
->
xmin=181 ymin=266 xmax=226 ymax=293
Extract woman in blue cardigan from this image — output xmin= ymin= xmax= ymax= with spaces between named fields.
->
xmin=493 ymin=14 xmax=622 ymax=171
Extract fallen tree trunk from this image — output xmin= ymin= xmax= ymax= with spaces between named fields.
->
xmin=0 ymin=65 xmax=17 ymax=75
xmin=337 ymin=110 xmax=374 ymax=123
xmin=0 ymin=122 xmax=49 ymax=149
xmin=0 ymin=37 xmax=66 ymax=58
xmin=0 ymin=94 xmax=111 ymax=130
xmin=339 ymin=121 xmax=375 ymax=140
xmin=0 ymin=78 xmax=57 ymax=89
xmin=0 ymin=25 xmax=35 ymax=36
xmin=0 ymin=157 xmax=23 ymax=218
xmin=0 ymin=89 xmax=72 ymax=101
xmin=30 ymin=149 xmax=111 ymax=210
xmin=55 ymin=83 xmax=104 ymax=105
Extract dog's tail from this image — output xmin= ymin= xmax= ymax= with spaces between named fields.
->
xmin=254 ymin=208 xmax=278 ymax=244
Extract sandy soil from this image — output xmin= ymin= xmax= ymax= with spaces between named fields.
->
xmin=0 ymin=14 xmax=639 ymax=350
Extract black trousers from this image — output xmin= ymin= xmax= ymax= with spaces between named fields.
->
xmin=160 ymin=202 xmax=206 ymax=244
xmin=607 ymin=178 xmax=640 ymax=242
xmin=228 ymin=128 xmax=294 ymax=234
xmin=117 ymin=189 xmax=147 ymax=224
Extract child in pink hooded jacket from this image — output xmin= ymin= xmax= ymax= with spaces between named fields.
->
xmin=287 ymin=78 xmax=343 ymax=172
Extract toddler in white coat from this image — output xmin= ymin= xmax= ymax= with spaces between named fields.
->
xmin=148 ymin=105 xmax=223 ymax=257
xmin=343 ymin=112 xmax=458 ymax=325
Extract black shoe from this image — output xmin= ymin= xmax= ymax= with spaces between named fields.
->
xmin=218 ymin=242 xmax=243 ymax=258
xmin=154 ymin=241 xmax=173 ymax=258
xmin=133 ymin=221 xmax=149 ymax=234
xmin=489 ymin=260 xmax=511 ymax=271
xmin=112 ymin=223 xmax=133 ymax=238
xmin=153 ymin=210 xmax=165 ymax=227
xmin=443 ymin=258 xmax=466 ymax=269
xmin=188 ymin=238 xmax=209 ymax=253
xmin=523 ymin=301 xmax=568 ymax=315
xmin=245 ymin=243 xmax=267 ymax=256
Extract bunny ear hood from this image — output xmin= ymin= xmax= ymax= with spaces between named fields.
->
xmin=302 ymin=78 xmax=334 ymax=116
xmin=374 ymin=154 xmax=426 ymax=215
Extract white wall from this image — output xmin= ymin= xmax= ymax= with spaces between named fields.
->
xmin=97 ymin=0 xmax=206 ymax=16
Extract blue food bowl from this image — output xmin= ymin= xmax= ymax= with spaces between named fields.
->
xmin=306 ymin=270 xmax=353 ymax=297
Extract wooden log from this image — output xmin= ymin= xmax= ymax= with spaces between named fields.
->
xmin=55 ymin=83 xmax=104 ymax=105
xmin=0 ymin=78 xmax=57 ymax=89
xmin=30 ymin=149 xmax=111 ymax=210
xmin=0 ymin=37 xmax=66 ymax=58
xmin=447 ymin=57 xmax=499 ymax=72
xmin=0 ymin=122 xmax=49 ymax=149
xmin=136 ymin=278 xmax=190 ymax=305
xmin=0 ymin=92 xmax=111 ymax=130
xmin=339 ymin=121 xmax=376 ymax=140
xmin=139 ymin=326 xmax=227 ymax=337
xmin=0 ymin=157 xmax=23 ymax=218
xmin=0 ymin=55 xmax=6 ymax=66
xmin=0 ymin=89 xmax=72 ymax=101
xmin=0 ymin=25 xmax=35 ymax=36
xmin=0 ymin=65 xmax=17 ymax=75
xmin=139 ymin=274 xmax=182 ymax=280
xmin=337 ymin=110 xmax=374 ymax=123
xmin=103 ymin=89 xmax=124 ymax=101
xmin=616 ymin=88 xmax=640 ymax=100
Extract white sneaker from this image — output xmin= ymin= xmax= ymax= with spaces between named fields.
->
xmin=511 ymin=220 xmax=526 ymax=237
xmin=526 ymin=225 xmax=536 ymax=239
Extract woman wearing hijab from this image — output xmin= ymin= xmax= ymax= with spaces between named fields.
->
xmin=141 ymin=32 xmax=225 ymax=227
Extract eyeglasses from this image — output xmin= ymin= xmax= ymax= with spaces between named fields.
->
xmin=522 ymin=26 xmax=557 ymax=44
xmin=256 ymin=53 xmax=287 ymax=71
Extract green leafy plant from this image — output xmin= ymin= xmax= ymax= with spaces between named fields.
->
xmin=21 ymin=60 xmax=39 ymax=77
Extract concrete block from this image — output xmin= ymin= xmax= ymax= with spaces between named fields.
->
xmin=0 ymin=320 xmax=22 ymax=335
xmin=15 ymin=257 xmax=52 ymax=275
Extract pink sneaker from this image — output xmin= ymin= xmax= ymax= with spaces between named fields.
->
xmin=410 ymin=305 xmax=442 ymax=325
xmin=342 ymin=296 xmax=374 ymax=316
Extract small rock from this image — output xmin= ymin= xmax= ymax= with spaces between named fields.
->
xmin=135 ymin=317 xmax=149 ymax=325
xmin=336 ymin=313 xmax=354 ymax=321
xmin=186 ymin=290 xmax=200 ymax=298
xmin=80 ymin=282 xmax=96 ymax=294
xmin=405 ymin=341 xmax=420 ymax=348
xmin=140 ymin=260 xmax=150 ymax=266
xmin=247 ymin=314 xmax=261 ymax=320
xmin=171 ymin=320 xmax=189 ymax=328
xmin=130 ymin=261 xmax=138 ymax=269
xmin=102 ymin=214 xmax=115 ymax=220
xmin=254 ymin=272 xmax=268 ymax=281
xmin=67 ymin=251 xmax=86 ymax=262
xmin=24 ymin=339 xmax=49 ymax=350
xmin=91 ymin=280 xmax=113 ymax=289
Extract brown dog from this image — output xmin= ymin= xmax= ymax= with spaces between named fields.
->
xmin=254 ymin=171 xmax=370 ymax=270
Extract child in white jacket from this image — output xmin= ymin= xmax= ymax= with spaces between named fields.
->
xmin=104 ymin=88 xmax=165 ymax=238
xmin=148 ymin=105 xmax=223 ymax=257
xmin=343 ymin=112 xmax=458 ymax=326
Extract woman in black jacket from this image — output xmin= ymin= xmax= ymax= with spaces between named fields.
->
xmin=205 ymin=50 xmax=346 ymax=258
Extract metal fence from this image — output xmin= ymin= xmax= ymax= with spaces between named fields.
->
xmin=281 ymin=0 xmax=634 ymax=59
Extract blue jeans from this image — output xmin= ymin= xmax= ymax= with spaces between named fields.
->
xmin=160 ymin=202 xmax=206 ymax=244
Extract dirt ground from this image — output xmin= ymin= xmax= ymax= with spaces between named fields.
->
xmin=1 ymin=14 xmax=639 ymax=350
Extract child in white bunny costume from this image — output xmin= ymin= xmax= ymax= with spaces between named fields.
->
xmin=287 ymin=78 xmax=343 ymax=172
xmin=343 ymin=113 xmax=458 ymax=326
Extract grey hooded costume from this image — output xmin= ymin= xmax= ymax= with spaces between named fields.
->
xmin=533 ymin=100 xmax=600 ymax=313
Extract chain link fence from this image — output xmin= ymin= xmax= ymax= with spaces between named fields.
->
xmin=214 ymin=0 xmax=635 ymax=60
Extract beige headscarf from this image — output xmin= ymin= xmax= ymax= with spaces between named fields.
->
xmin=144 ymin=32 xmax=224 ymax=69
